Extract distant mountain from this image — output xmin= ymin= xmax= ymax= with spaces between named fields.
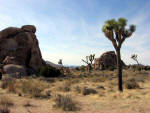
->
xmin=64 ymin=65 xmax=80 ymax=68
xmin=45 ymin=61 xmax=62 ymax=68
xmin=45 ymin=61 xmax=80 ymax=68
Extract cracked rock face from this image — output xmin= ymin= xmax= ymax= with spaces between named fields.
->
xmin=0 ymin=25 xmax=45 ymax=75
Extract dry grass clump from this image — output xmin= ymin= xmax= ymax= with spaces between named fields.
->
xmin=125 ymin=78 xmax=140 ymax=89
xmin=40 ymin=89 xmax=51 ymax=98
xmin=0 ymin=105 xmax=10 ymax=113
xmin=0 ymin=96 xmax=14 ymax=107
xmin=96 ymin=85 xmax=105 ymax=90
xmin=1 ymin=77 xmax=16 ymax=93
xmin=82 ymin=87 xmax=98 ymax=95
xmin=38 ymin=77 xmax=56 ymax=83
xmin=53 ymin=94 xmax=78 ymax=111
xmin=74 ymin=86 xmax=81 ymax=93
xmin=57 ymin=80 xmax=71 ymax=92
xmin=18 ymin=78 xmax=48 ymax=98
xmin=0 ymin=96 xmax=13 ymax=113
xmin=90 ymin=76 xmax=105 ymax=82
xmin=23 ymin=100 xmax=33 ymax=107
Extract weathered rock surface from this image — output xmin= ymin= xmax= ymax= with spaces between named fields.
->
xmin=3 ymin=64 xmax=27 ymax=77
xmin=3 ymin=56 xmax=19 ymax=65
xmin=94 ymin=51 xmax=125 ymax=70
xmin=0 ymin=25 xmax=45 ymax=75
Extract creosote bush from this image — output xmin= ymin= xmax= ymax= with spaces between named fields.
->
xmin=53 ymin=94 xmax=78 ymax=111
xmin=40 ymin=65 xmax=61 ymax=77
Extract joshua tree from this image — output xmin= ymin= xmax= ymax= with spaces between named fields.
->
xmin=131 ymin=54 xmax=139 ymax=65
xmin=58 ymin=59 xmax=63 ymax=66
xmin=102 ymin=18 xmax=136 ymax=92
xmin=82 ymin=54 xmax=95 ymax=72
xmin=89 ymin=54 xmax=95 ymax=65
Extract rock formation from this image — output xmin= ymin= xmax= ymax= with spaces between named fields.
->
xmin=0 ymin=25 xmax=45 ymax=75
xmin=94 ymin=51 xmax=125 ymax=70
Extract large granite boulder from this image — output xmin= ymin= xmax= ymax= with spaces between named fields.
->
xmin=3 ymin=64 xmax=26 ymax=77
xmin=94 ymin=51 xmax=125 ymax=70
xmin=0 ymin=25 xmax=45 ymax=75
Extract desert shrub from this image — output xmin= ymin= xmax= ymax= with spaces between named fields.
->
xmin=40 ymin=66 xmax=61 ymax=77
xmin=58 ymin=81 xmax=71 ymax=92
xmin=19 ymin=79 xmax=46 ymax=98
xmin=137 ymin=67 xmax=142 ymax=71
xmin=40 ymin=89 xmax=51 ymax=98
xmin=74 ymin=86 xmax=81 ymax=93
xmin=134 ymin=77 xmax=145 ymax=83
xmin=0 ymin=105 xmax=10 ymax=113
xmin=80 ymin=65 xmax=86 ymax=72
xmin=75 ymin=67 xmax=80 ymax=71
xmin=1 ymin=77 xmax=15 ymax=89
xmin=125 ymin=78 xmax=140 ymax=89
xmin=61 ymin=86 xmax=70 ymax=92
xmin=96 ymin=85 xmax=105 ymax=90
xmin=0 ymin=96 xmax=13 ymax=107
xmin=65 ymin=78 xmax=80 ymax=84
xmin=23 ymin=100 xmax=33 ymax=107
xmin=144 ymin=66 xmax=150 ymax=71
xmin=1 ymin=77 xmax=17 ymax=93
xmin=41 ymin=78 xmax=56 ymax=83
xmin=53 ymin=94 xmax=78 ymax=111
xmin=91 ymin=77 xmax=105 ymax=82
xmin=108 ymin=66 xmax=114 ymax=71
xmin=0 ymin=96 xmax=12 ymax=113
xmin=82 ymin=87 xmax=98 ymax=95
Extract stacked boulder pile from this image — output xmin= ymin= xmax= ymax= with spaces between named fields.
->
xmin=0 ymin=25 xmax=45 ymax=76
xmin=94 ymin=51 xmax=125 ymax=70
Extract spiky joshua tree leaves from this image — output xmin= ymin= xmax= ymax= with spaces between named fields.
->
xmin=102 ymin=18 xmax=136 ymax=92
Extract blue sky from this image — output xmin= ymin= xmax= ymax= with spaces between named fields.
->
xmin=0 ymin=0 xmax=150 ymax=65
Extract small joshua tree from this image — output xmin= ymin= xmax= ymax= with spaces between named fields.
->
xmin=82 ymin=54 xmax=95 ymax=72
xmin=102 ymin=18 xmax=136 ymax=92
xmin=89 ymin=54 xmax=95 ymax=65
xmin=58 ymin=59 xmax=63 ymax=66
xmin=131 ymin=54 xmax=139 ymax=65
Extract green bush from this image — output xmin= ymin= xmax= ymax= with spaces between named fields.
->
xmin=40 ymin=66 xmax=61 ymax=77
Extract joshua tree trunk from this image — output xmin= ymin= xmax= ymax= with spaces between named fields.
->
xmin=136 ymin=60 xmax=139 ymax=66
xmin=116 ymin=49 xmax=123 ymax=92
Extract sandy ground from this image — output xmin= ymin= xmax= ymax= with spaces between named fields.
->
xmin=1 ymin=85 xmax=150 ymax=113
xmin=0 ymin=70 xmax=150 ymax=113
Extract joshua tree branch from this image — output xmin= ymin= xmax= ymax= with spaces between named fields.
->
xmin=82 ymin=59 xmax=89 ymax=64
